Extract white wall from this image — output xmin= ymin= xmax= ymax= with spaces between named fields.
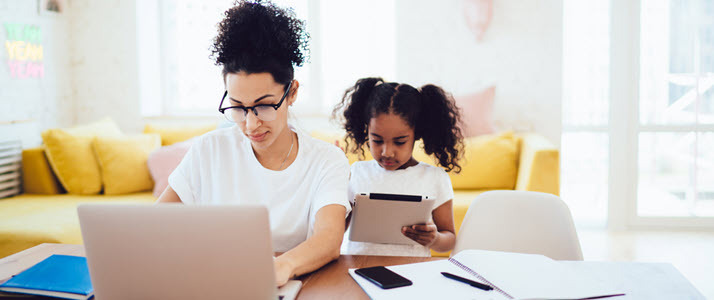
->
xmin=394 ymin=0 xmax=563 ymax=144
xmin=69 ymin=0 xmax=144 ymax=133
xmin=0 ymin=0 xmax=73 ymax=147
xmin=0 ymin=0 xmax=148 ymax=146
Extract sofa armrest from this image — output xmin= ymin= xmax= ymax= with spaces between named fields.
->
xmin=22 ymin=147 xmax=64 ymax=194
xmin=515 ymin=133 xmax=560 ymax=195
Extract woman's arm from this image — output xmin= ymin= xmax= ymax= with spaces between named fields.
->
xmin=156 ymin=185 xmax=183 ymax=203
xmin=273 ymin=204 xmax=346 ymax=286
xmin=401 ymin=199 xmax=456 ymax=253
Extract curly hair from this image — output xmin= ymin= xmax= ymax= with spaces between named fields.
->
xmin=210 ymin=0 xmax=309 ymax=87
xmin=333 ymin=77 xmax=464 ymax=173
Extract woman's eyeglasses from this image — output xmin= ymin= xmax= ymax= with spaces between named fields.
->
xmin=218 ymin=81 xmax=293 ymax=123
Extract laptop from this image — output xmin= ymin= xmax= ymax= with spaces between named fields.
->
xmin=77 ymin=204 xmax=301 ymax=300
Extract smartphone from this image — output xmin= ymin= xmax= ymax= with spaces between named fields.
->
xmin=355 ymin=266 xmax=412 ymax=289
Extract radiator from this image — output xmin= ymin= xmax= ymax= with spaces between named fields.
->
xmin=0 ymin=139 xmax=22 ymax=199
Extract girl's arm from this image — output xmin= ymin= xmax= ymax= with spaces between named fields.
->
xmin=402 ymin=200 xmax=456 ymax=253
xmin=273 ymin=204 xmax=346 ymax=286
xmin=156 ymin=185 xmax=182 ymax=203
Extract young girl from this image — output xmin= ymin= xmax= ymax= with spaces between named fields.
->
xmin=334 ymin=77 xmax=464 ymax=257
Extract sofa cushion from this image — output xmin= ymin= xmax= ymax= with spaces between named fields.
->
xmin=414 ymin=132 xmax=520 ymax=190
xmin=454 ymin=85 xmax=496 ymax=137
xmin=144 ymin=123 xmax=216 ymax=146
xmin=147 ymin=138 xmax=195 ymax=198
xmin=93 ymin=134 xmax=161 ymax=195
xmin=21 ymin=147 xmax=64 ymax=194
xmin=41 ymin=118 xmax=122 ymax=195
xmin=0 ymin=192 xmax=155 ymax=258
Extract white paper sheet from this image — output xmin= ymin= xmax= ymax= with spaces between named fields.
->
xmin=452 ymin=250 xmax=624 ymax=299
xmin=348 ymin=250 xmax=703 ymax=300
xmin=349 ymin=260 xmax=510 ymax=300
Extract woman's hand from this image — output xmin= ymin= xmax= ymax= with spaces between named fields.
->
xmin=402 ymin=221 xmax=439 ymax=247
xmin=273 ymin=257 xmax=293 ymax=287
xmin=273 ymin=205 xmax=345 ymax=286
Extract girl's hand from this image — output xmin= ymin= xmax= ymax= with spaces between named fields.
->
xmin=273 ymin=257 xmax=293 ymax=287
xmin=402 ymin=221 xmax=439 ymax=247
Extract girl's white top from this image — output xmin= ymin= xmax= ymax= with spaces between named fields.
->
xmin=343 ymin=160 xmax=454 ymax=257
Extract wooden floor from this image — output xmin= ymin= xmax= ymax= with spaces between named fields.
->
xmin=577 ymin=228 xmax=714 ymax=299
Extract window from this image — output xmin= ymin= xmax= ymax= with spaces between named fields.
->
xmin=637 ymin=0 xmax=714 ymax=217
xmin=561 ymin=0 xmax=610 ymax=226
xmin=565 ymin=0 xmax=714 ymax=229
xmin=153 ymin=0 xmax=394 ymax=117
xmin=156 ymin=0 xmax=309 ymax=116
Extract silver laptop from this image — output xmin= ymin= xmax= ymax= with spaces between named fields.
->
xmin=78 ymin=204 xmax=301 ymax=300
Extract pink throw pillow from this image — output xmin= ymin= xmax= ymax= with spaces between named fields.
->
xmin=454 ymin=85 xmax=496 ymax=137
xmin=147 ymin=138 xmax=195 ymax=198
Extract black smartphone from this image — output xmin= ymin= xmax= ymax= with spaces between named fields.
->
xmin=355 ymin=266 xmax=412 ymax=289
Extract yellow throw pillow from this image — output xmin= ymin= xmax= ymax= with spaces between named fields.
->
xmin=413 ymin=132 xmax=520 ymax=190
xmin=93 ymin=134 xmax=161 ymax=195
xmin=21 ymin=147 xmax=65 ymax=194
xmin=144 ymin=123 xmax=217 ymax=146
xmin=41 ymin=118 xmax=122 ymax=195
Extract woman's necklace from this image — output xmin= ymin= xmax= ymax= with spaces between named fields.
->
xmin=279 ymin=132 xmax=294 ymax=170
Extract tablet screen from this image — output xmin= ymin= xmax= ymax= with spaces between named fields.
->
xmin=368 ymin=193 xmax=425 ymax=202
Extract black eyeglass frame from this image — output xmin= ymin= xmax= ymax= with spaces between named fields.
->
xmin=218 ymin=80 xmax=293 ymax=119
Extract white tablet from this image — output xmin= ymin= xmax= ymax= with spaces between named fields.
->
xmin=348 ymin=193 xmax=435 ymax=245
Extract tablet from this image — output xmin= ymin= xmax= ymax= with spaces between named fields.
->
xmin=348 ymin=193 xmax=435 ymax=245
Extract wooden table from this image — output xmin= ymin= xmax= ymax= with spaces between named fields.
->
xmin=0 ymin=244 xmax=442 ymax=299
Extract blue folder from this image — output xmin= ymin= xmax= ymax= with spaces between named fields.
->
xmin=0 ymin=255 xmax=93 ymax=300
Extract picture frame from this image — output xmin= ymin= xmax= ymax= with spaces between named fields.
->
xmin=38 ymin=0 xmax=65 ymax=15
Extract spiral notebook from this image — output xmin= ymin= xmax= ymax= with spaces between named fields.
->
xmin=349 ymin=250 xmax=626 ymax=300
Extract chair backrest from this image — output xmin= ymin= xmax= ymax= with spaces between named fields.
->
xmin=453 ymin=190 xmax=583 ymax=261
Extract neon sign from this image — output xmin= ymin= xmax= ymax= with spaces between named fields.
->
xmin=4 ymin=23 xmax=44 ymax=79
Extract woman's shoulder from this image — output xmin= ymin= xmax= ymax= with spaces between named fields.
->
xmin=299 ymin=130 xmax=348 ymax=162
xmin=191 ymin=126 xmax=244 ymax=150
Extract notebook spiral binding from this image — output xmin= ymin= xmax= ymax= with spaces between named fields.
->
xmin=448 ymin=257 xmax=514 ymax=299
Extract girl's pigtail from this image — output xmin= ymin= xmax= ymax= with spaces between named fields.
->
xmin=333 ymin=77 xmax=384 ymax=158
xmin=418 ymin=84 xmax=464 ymax=173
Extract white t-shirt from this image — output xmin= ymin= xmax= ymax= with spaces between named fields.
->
xmin=342 ymin=160 xmax=454 ymax=257
xmin=168 ymin=125 xmax=351 ymax=252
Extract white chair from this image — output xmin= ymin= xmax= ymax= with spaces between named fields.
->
xmin=453 ymin=190 xmax=583 ymax=261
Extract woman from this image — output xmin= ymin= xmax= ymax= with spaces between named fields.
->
xmin=157 ymin=0 xmax=350 ymax=286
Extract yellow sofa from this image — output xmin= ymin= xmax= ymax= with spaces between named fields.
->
xmin=0 ymin=193 xmax=155 ymax=258
xmin=0 ymin=122 xmax=216 ymax=259
xmin=0 ymin=130 xmax=558 ymax=259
